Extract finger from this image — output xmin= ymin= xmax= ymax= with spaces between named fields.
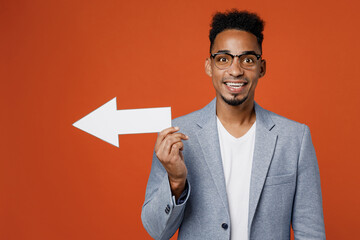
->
xmin=156 ymin=131 xmax=188 ymax=155
xmin=161 ymin=135 xmax=185 ymax=155
xmin=171 ymin=132 xmax=189 ymax=140
xmin=155 ymin=127 xmax=180 ymax=148
xmin=156 ymin=135 xmax=182 ymax=160
xmin=170 ymin=141 xmax=184 ymax=157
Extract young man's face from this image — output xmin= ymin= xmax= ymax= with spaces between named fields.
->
xmin=205 ymin=29 xmax=266 ymax=107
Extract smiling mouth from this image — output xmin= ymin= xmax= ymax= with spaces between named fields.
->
xmin=224 ymin=82 xmax=247 ymax=89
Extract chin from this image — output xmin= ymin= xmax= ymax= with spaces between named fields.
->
xmin=221 ymin=95 xmax=248 ymax=106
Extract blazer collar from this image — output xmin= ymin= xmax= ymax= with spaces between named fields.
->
xmin=196 ymin=98 xmax=217 ymax=128
xmin=254 ymin=102 xmax=275 ymax=131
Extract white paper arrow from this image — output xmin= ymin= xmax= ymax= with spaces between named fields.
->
xmin=73 ymin=97 xmax=172 ymax=147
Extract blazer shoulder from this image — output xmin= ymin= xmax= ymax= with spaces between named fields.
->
xmin=171 ymin=108 xmax=203 ymax=132
xmin=171 ymin=98 xmax=215 ymax=132
xmin=264 ymin=108 xmax=308 ymax=137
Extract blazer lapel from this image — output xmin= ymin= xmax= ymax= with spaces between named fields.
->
xmin=194 ymin=99 xmax=278 ymax=228
xmin=196 ymin=99 xmax=229 ymax=213
xmin=248 ymin=102 xmax=278 ymax=230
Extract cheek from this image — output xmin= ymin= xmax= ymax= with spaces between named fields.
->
xmin=247 ymin=70 xmax=261 ymax=83
xmin=211 ymin=77 xmax=219 ymax=88
xmin=211 ymin=71 xmax=224 ymax=83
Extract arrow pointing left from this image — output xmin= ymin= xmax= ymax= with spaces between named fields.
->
xmin=73 ymin=97 xmax=172 ymax=147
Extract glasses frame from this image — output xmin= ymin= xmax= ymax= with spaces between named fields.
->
xmin=210 ymin=51 xmax=262 ymax=70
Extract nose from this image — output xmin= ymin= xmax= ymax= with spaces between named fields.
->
xmin=227 ymin=57 xmax=244 ymax=77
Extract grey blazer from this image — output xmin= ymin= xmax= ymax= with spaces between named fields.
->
xmin=141 ymin=99 xmax=325 ymax=240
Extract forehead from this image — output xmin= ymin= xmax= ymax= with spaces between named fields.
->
xmin=212 ymin=29 xmax=260 ymax=54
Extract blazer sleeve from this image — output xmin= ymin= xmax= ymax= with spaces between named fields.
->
xmin=141 ymin=151 xmax=191 ymax=240
xmin=292 ymin=125 xmax=326 ymax=239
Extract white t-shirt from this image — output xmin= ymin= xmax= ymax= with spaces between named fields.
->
xmin=217 ymin=117 xmax=256 ymax=240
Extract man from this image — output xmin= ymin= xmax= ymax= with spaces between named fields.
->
xmin=141 ymin=10 xmax=325 ymax=240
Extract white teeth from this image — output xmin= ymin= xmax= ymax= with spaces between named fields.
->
xmin=225 ymin=82 xmax=245 ymax=87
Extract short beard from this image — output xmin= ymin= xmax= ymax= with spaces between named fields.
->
xmin=221 ymin=94 xmax=248 ymax=106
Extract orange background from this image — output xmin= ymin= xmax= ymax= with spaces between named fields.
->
xmin=1 ymin=0 xmax=359 ymax=239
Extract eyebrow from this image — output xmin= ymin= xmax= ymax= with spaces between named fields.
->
xmin=215 ymin=50 xmax=259 ymax=55
xmin=216 ymin=50 xmax=231 ymax=53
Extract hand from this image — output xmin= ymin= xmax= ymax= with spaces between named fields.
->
xmin=155 ymin=127 xmax=189 ymax=200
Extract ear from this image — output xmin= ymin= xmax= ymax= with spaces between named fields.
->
xmin=259 ymin=59 xmax=266 ymax=78
xmin=205 ymin=58 xmax=212 ymax=77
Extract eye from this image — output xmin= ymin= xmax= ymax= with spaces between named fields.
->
xmin=243 ymin=57 xmax=254 ymax=63
xmin=240 ymin=55 xmax=257 ymax=66
xmin=218 ymin=57 xmax=229 ymax=62
xmin=214 ymin=54 xmax=232 ymax=66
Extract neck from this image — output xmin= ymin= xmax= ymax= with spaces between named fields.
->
xmin=216 ymin=97 xmax=256 ymax=126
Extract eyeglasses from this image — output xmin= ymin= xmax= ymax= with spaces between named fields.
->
xmin=210 ymin=51 xmax=262 ymax=70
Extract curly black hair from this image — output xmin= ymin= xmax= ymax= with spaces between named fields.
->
xmin=209 ymin=9 xmax=265 ymax=53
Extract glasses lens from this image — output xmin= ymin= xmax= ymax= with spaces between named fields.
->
xmin=214 ymin=54 xmax=232 ymax=69
xmin=239 ymin=55 xmax=258 ymax=69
